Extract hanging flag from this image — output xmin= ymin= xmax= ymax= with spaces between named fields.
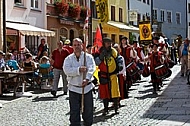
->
xmin=83 ymin=2 xmax=89 ymax=48
xmin=96 ymin=0 xmax=109 ymax=23
xmin=93 ymin=24 xmax=103 ymax=53
xmin=139 ymin=22 xmax=152 ymax=41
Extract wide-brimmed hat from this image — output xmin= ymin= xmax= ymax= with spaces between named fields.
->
xmin=103 ymin=37 xmax=112 ymax=43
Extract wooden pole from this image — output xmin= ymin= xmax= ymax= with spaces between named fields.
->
xmin=81 ymin=0 xmax=90 ymax=113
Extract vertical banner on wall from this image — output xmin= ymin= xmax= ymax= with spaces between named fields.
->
xmin=139 ymin=23 xmax=152 ymax=41
xmin=96 ymin=0 xmax=109 ymax=23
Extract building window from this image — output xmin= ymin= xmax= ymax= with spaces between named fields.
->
xmin=147 ymin=0 xmax=150 ymax=5
xmin=188 ymin=3 xmax=190 ymax=13
xmin=143 ymin=14 xmax=146 ymax=21
xmin=14 ymin=0 xmax=24 ymax=6
xmin=143 ymin=0 xmax=146 ymax=3
xmin=25 ymin=36 xmax=39 ymax=56
xmin=119 ymin=8 xmax=123 ymax=22
xmin=160 ymin=10 xmax=165 ymax=22
xmin=167 ymin=11 xmax=172 ymax=23
xmin=137 ymin=13 xmax=141 ymax=24
xmin=188 ymin=22 xmax=190 ymax=26
xmin=92 ymin=2 xmax=97 ymax=18
xmin=111 ymin=34 xmax=116 ymax=44
xmin=153 ymin=9 xmax=157 ymax=20
xmin=31 ymin=0 xmax=39 ymax=9
xmin=111 ymin=6 xmax=115 ymax=21
xmin=176 ymin=12 xmax=181 ymax=24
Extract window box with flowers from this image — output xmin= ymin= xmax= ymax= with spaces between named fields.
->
xmin=68 ymin=3 xmax=81 ymax=19
xmin=54 ymin=1 xmax=69 ymax=16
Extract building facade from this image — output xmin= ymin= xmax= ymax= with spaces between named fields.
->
xmin=92 ymin=0 xmax=139 ymax=44
xmin=152 ymin=0 xmax=187 ymax=43
xmin=46 ymin=0 xmax=88 ymax=51
xmin=6 ymin=0 xmax=54 ymax=54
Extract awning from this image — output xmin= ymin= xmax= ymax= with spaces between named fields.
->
xmin=107 ymin=21 xmax=139 ymax=33
xmin=6 ymin=22 xmax=55 ymax=37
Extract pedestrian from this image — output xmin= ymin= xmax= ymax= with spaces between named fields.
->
xmin=50 ymin=40 xmax=70 ymax=97
xmin=171 ymin=42 xmax=177 ymax=64
xmin=37 ymin=38 xmax=48 ymax=60
xmin=63 ymin=38 xmax=96 ymax=126
xmin=179 ymin=38 xmax=189 ymax=76
xmin=94 ymin=37 xmax=123 ymax=115
xmin=63 ymin=39 xmax=74 ymax=54
xmin=0 ymin=50 xmax=8 ymax=70
xmin=86 ymin=44 xmax=92 ymax=54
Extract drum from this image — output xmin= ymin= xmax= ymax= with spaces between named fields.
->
xmin=155 ymin=65 xmax=168 ymax=78
xmin=126 ymin=62 xmax=139 ymax=76
xmin=137 ymin=62 xmax=144 ymax=70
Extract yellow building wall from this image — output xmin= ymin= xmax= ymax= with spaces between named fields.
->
xmin=92 ymin=0 xmax=129 ymax=44
xmin=108 ymin=0 xmax=127 ymax=22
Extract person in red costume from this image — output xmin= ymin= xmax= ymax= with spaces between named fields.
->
xmin=120 ymin=36 xmax=137 ymax=88
xmin=94 ymin=37 xmax=123 ymax=115
xmin=149 ymin=44 xmax=165 ymax=94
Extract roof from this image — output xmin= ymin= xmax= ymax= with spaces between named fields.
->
xmin=6 ymin=22 xmax=55 ymax=37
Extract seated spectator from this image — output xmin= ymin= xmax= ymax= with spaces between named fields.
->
xmin=6 ymin=53 xmax=21 ymax=71
xmin=0 ymin=50 xmax=9 ymax=70
xmin=39 ymin=56 xmax=53 ymax=78
xmin=22 ymin=53 xmax=37 ymax=69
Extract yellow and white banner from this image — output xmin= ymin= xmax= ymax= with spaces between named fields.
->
xmin=96 ymin=0 xmax=109 ymax=23
xmin=139 ymin=23 xmax=152 ymax=41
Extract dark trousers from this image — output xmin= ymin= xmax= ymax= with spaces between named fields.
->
xmin=103 ymin=98 xmax=118 ymax=112
xmin=69 ymin=90 xmax=93 ymax=126
xmin=151 ymin=72 xmax=161 ymax=92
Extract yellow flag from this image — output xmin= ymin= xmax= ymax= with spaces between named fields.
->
xmin=139 ymin=23 xmax=152 ymax=41
xmin=96 ymin=0 xmax=109 ymax=23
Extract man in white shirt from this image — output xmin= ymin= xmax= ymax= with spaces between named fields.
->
xmin=63 ymin=38 xmax=96 ymax=126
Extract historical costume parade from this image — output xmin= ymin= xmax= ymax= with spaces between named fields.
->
xmin=94 ymin=37 xmax=123 ymax=115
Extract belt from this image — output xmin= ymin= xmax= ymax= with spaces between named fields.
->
xmin=72 ymin=82 xmax=91 ymax=88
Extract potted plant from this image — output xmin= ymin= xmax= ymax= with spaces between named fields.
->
xmin=68 ymin=2 xmax=81 ymax=19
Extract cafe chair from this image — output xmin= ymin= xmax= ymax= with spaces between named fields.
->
xmin=23 ymin=66 xmax=38 ymax=88
xmin=38 ymin=67 xmax=53 ymax=89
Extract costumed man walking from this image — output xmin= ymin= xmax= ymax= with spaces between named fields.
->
xmin=95 ymin=37 xmax=123 ymax=115
xmin=63 ymin=38 xmax=96 ymax=126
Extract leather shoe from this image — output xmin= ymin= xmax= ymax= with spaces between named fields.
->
xmin=51 ymin=91 xmax=56 ymax=97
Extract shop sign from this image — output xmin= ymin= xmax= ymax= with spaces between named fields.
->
xmin=60 ymin=20 xmax=74 ymax=25
xmin=129 ymin=10 xmax=137 ymax=22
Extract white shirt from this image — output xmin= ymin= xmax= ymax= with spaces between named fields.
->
xmin=63 ymin=51 xmax=96 ymax=94
xmin=119 ymin=56 xmax=126 ymax=76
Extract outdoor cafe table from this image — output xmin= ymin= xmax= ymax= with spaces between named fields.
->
xmin=0 ymin=70 xmax=34 ymax=97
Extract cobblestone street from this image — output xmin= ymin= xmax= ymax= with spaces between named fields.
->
xmin=0 ymin=65 xmax=190 ymax=126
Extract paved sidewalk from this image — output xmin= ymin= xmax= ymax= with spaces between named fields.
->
xmin=0 ymin=65 xmax=189 ymax=126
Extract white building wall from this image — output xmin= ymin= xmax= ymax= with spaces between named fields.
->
xmin=6 ymin=0 xmax=47 ymax=46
